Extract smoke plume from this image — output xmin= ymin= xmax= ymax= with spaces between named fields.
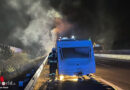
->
xmin=0 ymin=0 xmax=130 ymax=54
xmin=49 ymin=0 xmax=130 ymax=49
xmin=0 ymin=0 xmax=61 ymax=58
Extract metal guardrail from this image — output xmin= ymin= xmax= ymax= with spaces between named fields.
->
xmin=95 ymin=50 xmax=130 ymax=54
xmin=95 ymin=54 xmax=130 ymax=60
xmin=24 ymin=56 xmax=48 ymax=90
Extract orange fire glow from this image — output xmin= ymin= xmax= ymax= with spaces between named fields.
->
xmin=52 ymin=18 xmax=73 ymax=34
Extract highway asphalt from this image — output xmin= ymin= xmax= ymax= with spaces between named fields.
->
xmin=34 ymin=56 xmax=130 ymax=90
xmin=95 ymin=57 xmax=130 ymax=90
xmin=34 ymin=63 xmax=115 ymax=90
xmin=46 ymin=79 xmax=114 ymax=90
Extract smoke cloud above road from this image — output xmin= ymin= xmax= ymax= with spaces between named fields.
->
xmin=0 ymin=0 xmax=61 ymax=57
xmin=49 ymin=0 xmax=130 ymax=49
xmin=0 ymin=0 xmax=130 ymax=56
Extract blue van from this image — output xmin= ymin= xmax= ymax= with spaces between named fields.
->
xmin=57 ymin=40 xmax=96 ymax=76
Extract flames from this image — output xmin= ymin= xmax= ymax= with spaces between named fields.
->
xmin=52 ymin=18 xmax=73 ymax=34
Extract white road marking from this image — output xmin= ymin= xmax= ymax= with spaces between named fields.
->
xmin=91 ymin=74 xmax=123 ymax=90
xmin=95 ymin=54 xmax=130 ymax=60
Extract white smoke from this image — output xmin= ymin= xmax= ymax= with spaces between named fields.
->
xmin=7 ymin=0 xmax=60 ymax=56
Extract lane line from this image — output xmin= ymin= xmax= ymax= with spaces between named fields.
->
xmin=95 ymin=54 xmax=130 ymax=60
xmin=91 ymin=74 xmax=123 ymax=90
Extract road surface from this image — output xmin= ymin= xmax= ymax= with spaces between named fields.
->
xmin=95 ymin=57 xmax=130 ymax=90
xmin=33 ymin=56 xmax=130 ymax=90
xmin=34 ymin=64 xmax=114 ymax=90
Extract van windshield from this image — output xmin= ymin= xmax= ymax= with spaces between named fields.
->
xmin=61 ymin=47 xmax=91 ymax=59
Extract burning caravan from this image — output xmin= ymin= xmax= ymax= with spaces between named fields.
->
xmin=57 ymin=39 xmax=96 ymax=76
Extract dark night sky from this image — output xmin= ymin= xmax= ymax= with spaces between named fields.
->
xmin=0 ymin=0 xmax=130 ymax=50
xmin=49 ymin=0 xmax=130 ymax=49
